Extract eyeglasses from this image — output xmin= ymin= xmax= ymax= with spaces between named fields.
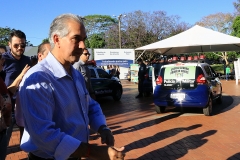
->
xmin=83 ymin=53 xmax=90 ymax=56
xmin=13 ymin=43 xmax=26 ymax=49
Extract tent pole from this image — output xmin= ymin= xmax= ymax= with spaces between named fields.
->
xmin=198 ymin=52 xmax=200 ymax=63
xmin=136 ymin=50 xmax=146 ymax=62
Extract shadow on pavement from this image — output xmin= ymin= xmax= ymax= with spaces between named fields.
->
xmin=124 ymin=124 xmax=202 ymax=152
xmin=227 ymin=152 xmax=240 ymax=160
xmin=136 ymin=130 xmax=217 ymax=160
xmin=112 ymin=113 xmax=183 ymax=135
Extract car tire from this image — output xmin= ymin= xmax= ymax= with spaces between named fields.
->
xmin=155 ymin=105 xmax=166 ymax=114
xmin=216 ymin=94 xmax=222 ymax=104
xmin=112 ymin=87 xmax=122 ymax=101
xmin=203 ymin=96 xmax=212 ymax=116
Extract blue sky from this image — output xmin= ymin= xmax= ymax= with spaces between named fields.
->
xmin=0 ymin=0 xmax=236 ymax=46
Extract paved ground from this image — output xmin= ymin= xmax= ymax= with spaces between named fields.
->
xmin=6 ymin=80 xmax=240 ymax=160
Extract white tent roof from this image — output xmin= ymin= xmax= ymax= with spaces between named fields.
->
xmin=135 ymin=25 xmax=240 ymax=54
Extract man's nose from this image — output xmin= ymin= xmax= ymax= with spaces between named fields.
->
xmin=79 ymin=41 xmax=86 ymax=49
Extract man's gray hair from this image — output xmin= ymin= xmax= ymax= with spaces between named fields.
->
xmin=48 ymin=13 xmax=84 ymax=49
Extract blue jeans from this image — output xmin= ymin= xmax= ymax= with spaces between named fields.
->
xmin=226 ymin=73 xmax=229 ymax=80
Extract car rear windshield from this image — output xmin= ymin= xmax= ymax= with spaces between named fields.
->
xmin=160 ymin=65 xmax=204 ymax=89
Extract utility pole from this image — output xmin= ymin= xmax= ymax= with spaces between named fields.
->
xmin=116 ymin=14 xmax=126 ymax=49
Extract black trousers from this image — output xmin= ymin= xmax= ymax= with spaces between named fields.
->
xmin=138 ymin=79 xmax=144 ymax=94
xmin=28 ymin=153 xmax=80 ymax=160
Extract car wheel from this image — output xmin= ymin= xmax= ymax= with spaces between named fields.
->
xmin=203 ymin=96 xmax=213 ymax=116
xmin=112 ymin=87 xmax=122 ymax=101
xmin=155 ymin=105 xmax=166 ymax=114
xmin=216 ymin=94 xmax=222 ymax=104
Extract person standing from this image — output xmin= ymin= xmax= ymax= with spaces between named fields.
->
xmin=0 ymin=54 xmax=12 ymax=160
xmin=105 ymin=65 xmax=110 ymax=74
xmin=18 ymin=13 xmax=125 ymax=160
xmin=226 ymin=65 xmax=231 ymax=81
xmin=135 ymin=58 xmax=146 ymax=98
xmin=116 ymin=65 xmax=120 ymax=79
xmin=0 ymin=45 xmax=7 ymax=55
xmin=0 ymin=45 xmax=7 ymax=80
xmin=2 ymin=30 xmax=31 ymax=146
xmin=73 ymin=48 xmax=96 ymax=100
xmin=37 ymin=41 xmax=51 ymax=62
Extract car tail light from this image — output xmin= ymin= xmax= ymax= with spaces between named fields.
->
xmin=144 ymin=73 xmax=149 ymax=79
xmin=196 ymin=74 xmax=207 ymax=84
xmin=156 ymin=76 xmax=163 ymax=85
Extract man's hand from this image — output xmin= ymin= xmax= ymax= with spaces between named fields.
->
xmin=99 ymin=127 xmax=115 ymax=146
xmin=87 ymin=145 xmax=125 ymax=160
xmin=90 ymin=93 xmax=96 ymax=100
xmin=108 ymin=146 xmax=125 ymax=160
xmin=20 ymin=64 xmax=31 ymax=77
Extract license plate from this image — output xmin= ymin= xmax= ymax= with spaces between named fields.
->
xmin=170 ymin=93 xmax=185 ymax=101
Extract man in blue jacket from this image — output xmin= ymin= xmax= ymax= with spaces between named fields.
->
xmin=2 ymin=30 xmax=31 ymax=145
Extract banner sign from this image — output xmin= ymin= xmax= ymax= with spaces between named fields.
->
xmin=94 ymin=49 xmax=135 ymax=68
xmin=95 ymin=59 xmax=133 ymax=68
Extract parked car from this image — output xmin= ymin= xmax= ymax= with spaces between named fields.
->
xmin=88 ymin=66 xmax=123 ymax=101
xmin=153 ymin=62 xmax=222 ymax=116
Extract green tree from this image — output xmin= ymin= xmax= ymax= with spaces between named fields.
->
xmin=42 ymin=38 xmax=49 ymax=43
xmin=0 ymin=27 xmax=15 ymax=45
xmin=0 ymin=27 xmax=33 ymax=46
xmin=105 ymin=10 xmax=190 ymax=60
xmin=88 ymin=34 xmax=105 ymax=48
xmin=231 ymin=16 xmax=240 ymax=59
xmin=232 ymin=16 xmax=240 ymax=37
xmin=83 ymin=15 xmax=116 ymax=48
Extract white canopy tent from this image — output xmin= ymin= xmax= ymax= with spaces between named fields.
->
xmin=135 ymin=25 xmax=240 ymax=85
xmin=135 ymin=25 xmax=240 ymax=55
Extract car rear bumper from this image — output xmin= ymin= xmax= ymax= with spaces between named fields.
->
xmin=153 ymin=85 xmax=209 ymax=108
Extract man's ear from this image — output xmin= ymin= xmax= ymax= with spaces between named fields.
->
xmin=53 ymin=34 xmax=60 ymax=47
xmin=37 ymin=54 xmax=41 ymax=61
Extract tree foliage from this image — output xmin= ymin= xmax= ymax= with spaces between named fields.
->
xmin=104 ymin=10 xmax=191 ymax=60
xmin=0 ymin=27 xmax=15 ymax=46
xmin=83 ymin=15 xmax=116 ymax=49
xmin=232 ymin=16 xmax=240 ymax=37
xmin=196 ymin=12 xmax=234 ymax=34
xmin=0 ymin=27 xmax=33 ymax=46
xmin=87 ymin=33 xmax=106 ymax=48
xmin=42 ymin=38 xmax=49 ymax=43
xmin=231 ymin=16 xmax=240 ymax=59
xmin=234 ymin=0 xmax=240 ymax=16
